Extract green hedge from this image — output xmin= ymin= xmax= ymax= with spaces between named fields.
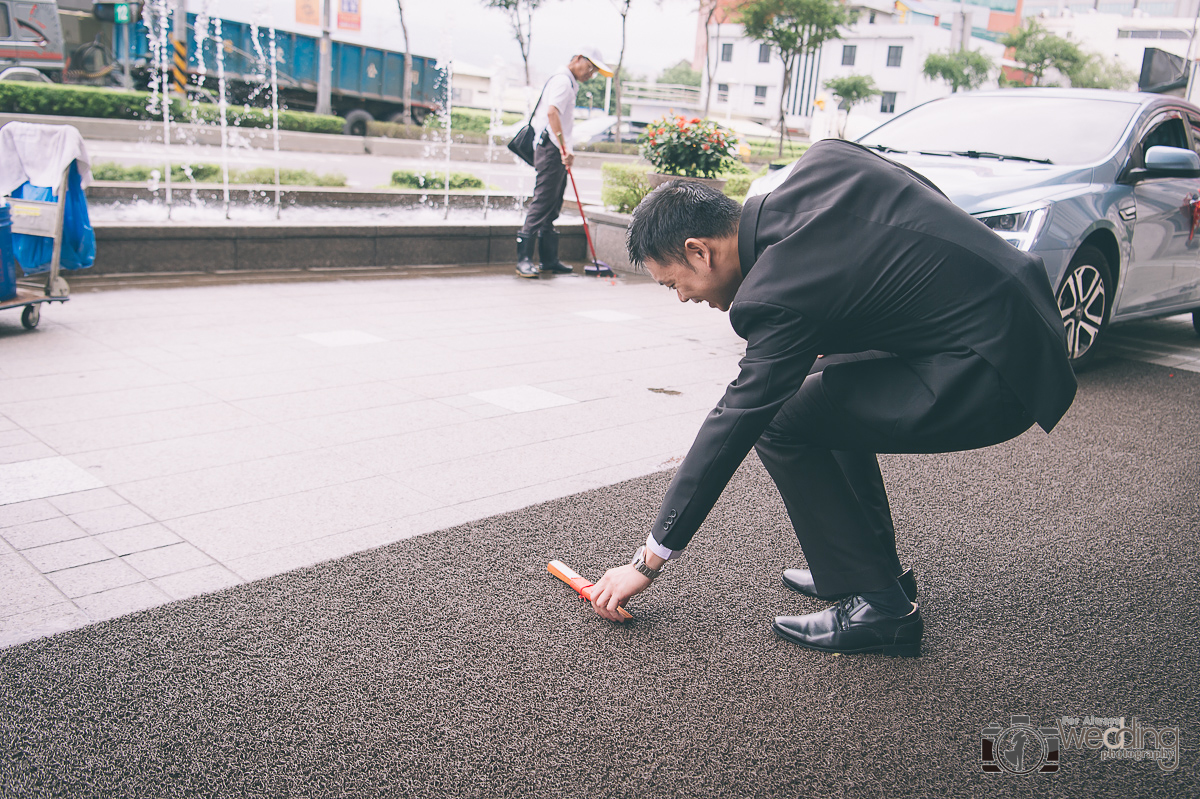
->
xmin=600 ymin=161 xmax=761 ymax=212
xmin=421 ymin=107 xmax=522 ymax=136
xmin=600 ymin=162 xmax=651 ymax=214
xmin=391 ymin=169 xmax=483 ymax=190
xmin=92 ymin=161 xmax=347 ymax=186
xmin=0 ymin=82 xmax=344 ymax=134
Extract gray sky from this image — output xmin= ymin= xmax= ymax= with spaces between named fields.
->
xmin=401 ymin=0 xmax=701 ymax=83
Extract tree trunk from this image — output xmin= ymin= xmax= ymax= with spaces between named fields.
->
xmin=778 ymin=58 xmax=791 ymax=158
xmin=702 ymin=0 xmax=717 ymax=119
xmin=616 ymin=6 xmax=628 ymax=155
xmin=397 ymin=0 xmax=413 ymax=124
xmin=520 ymin=1 xmax=532 ymax=86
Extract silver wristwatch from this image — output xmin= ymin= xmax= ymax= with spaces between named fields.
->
xmin=630 ymin=546 xmax=662 ymax=580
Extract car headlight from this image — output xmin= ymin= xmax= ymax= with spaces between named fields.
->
xmin=974 ymin=204 xmax=1050 ymax=252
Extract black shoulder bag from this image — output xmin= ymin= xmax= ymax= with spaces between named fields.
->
xmin=507 ymin=81 xmax=550 ymax=167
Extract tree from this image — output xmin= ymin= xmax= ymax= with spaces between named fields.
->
xmin=922 ymin=49 xmax=993 ymax=93
xmin=700 ymin=0 xmax=720 ymax=117
xmin=484 ymin=0 xmax=543 ymax=87
xmin=658 ymin=59 xmax=702 ymax=87
xmin=1066 ymin=53 xmax=1136 ymax=90
xmin=580 ymin=66 xmax=640 ymax=116
xmin=1001 ymin=20 xmax=1082 ymax=87
xmin=614 ymin=0 xmax=632 ymax=154
xmin=823 ymin=74 xmax=879 ymax=138
xmin=739 ymin=0 xmax=853 ymax=156
xmin=396 ymin=0 xmax=414 ymax=123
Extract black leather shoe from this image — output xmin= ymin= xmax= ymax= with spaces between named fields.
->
xmin=773 ymin=596 xmax=923 ymax=656
xmin=537 ymin=230 xmax=573 ymax=274
xmin=516 ymin=233 xmax=539 ymax=279
xmin=782 ymin=567 xmax=917 ymax=602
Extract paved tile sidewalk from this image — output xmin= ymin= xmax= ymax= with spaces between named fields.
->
xmin=1 ymin=276 xmax=1196 ymax=649
xmin=0 ymin=274 xmax=745 ymax=647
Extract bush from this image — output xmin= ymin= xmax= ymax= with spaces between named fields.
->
xmin=366 ymin=120 xmax=426 ymax=140
xmin=722 ymin=166 xmax=767 ymax=203
xmin=600 ymin=162 xmax=651 ymax=214
xmin=421 ymin=107 xmax=522 ymax=136
xmin=92 ymin=161 xmax=347 ymax=186
xmin=0 ymin=82 xmax=344 ymax=134
xmin=391 ymin=169 xmax=483 ymax=190
xmin=640 ymin=115 xmax=736 ymax=178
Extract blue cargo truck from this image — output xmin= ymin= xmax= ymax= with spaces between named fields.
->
xmin=127 ymin=11 xmax=445 ymax=132
xmin=7 ymin=1 xmax=444 ymax=133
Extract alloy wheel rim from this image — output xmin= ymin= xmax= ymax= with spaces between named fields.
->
xmin=1058 ymin=263 xmax=1106 ymax=360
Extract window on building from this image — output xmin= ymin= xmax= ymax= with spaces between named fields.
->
xmin=717 ymin=83 xmax=729 ymax=103
xmin=0 ymin=6 xmax=10 ymax=38
xmin=758 ymin=43 xmax=771 ymax=63
xmin=721 ymin=43 xmax=733 ymax=62
xmin=842 ymin=45 xmax=856 ymax=66
xmin=869 ymin=10 xmax=876 ymax=23
xmin=754 ymin=85 xmax=767 ymax=105
xmin=887 ymin=46 xmax=903 ymax=67
xmin=880 ymin=91 xmax=897 ymax=114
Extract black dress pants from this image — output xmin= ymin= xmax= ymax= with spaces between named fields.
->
xmin=519 ymin=135 xmax=568 ymax=236
xmin=753 ymin=350 xmax=1035 ymax=599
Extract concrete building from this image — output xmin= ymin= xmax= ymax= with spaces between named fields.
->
xmin=1035 ymin=10 xmax=1200 ymax=77
xmin=449 ymin=61 xmax=497 ymax=111
xmin=695 ymin=0 xmax=1007 ymax=139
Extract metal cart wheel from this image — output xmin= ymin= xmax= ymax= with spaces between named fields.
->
xmin=21 ymin=304 xmax=40 ymax=330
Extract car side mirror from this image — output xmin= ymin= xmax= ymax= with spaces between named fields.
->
xmin=1124 ymin=145 xmax=1200 ymax=182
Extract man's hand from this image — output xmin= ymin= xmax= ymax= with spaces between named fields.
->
xmin=588 ymin=565 xmax=651 ymax=622
xmin=560 ymin=148 xmax=574 ymax=168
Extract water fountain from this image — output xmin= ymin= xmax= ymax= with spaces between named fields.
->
xmin=81 ymin=7 xmax=591 ymax=278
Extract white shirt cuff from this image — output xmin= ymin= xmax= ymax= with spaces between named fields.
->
xmin=645 ymin=533 xmax=677 ymax=562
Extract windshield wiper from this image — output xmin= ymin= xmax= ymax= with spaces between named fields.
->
xmin=864 ymin=144 xmax=909 ymax=154
xmin=916 ymin=149 xmax=1053 ymax=165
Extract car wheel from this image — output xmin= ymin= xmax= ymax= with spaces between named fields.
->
xmin=1193 ymin=309 xmax=1200 ymax=337
xmin=343 ymin=109 xmax=373 ymax=137
xmin=1056 ymin=244 xmax=1113 ymax=371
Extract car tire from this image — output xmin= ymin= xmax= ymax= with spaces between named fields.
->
xmin=1193 ymin=309 xmax=1200 ymax=337
xmin=410 ymin=107 xmax=430 ymax=126
xmin=343 ymin=109 xmax=373 ymax=137
xmin=1056 ymin=244 xmax=1113 ymax=372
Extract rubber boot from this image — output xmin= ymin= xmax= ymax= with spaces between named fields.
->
xmin=538 ymin=230 xmax=573 ymax=275
xmin=516 ymin=233 xmax=539 ymax=279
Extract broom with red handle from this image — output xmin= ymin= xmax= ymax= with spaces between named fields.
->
xmin=557 ymin=135 xmax=614 ymax=277
xmin=548 ymin=560 xmax=633 ymax=620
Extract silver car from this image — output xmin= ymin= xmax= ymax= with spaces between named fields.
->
xmin=750 ymin=89 xmax=1200 ymax=369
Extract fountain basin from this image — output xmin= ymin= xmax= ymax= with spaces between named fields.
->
xmin=86 ymin=183 xmax=533 ymax=211
xmin=88 ymin=220 xmax=588 ymax=276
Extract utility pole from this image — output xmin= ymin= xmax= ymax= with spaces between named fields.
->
xmin=316 ymin=0 xmax=332 ymax=115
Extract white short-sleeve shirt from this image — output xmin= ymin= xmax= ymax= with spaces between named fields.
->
xmin=531 ymin=70 xmax=579 ymax=147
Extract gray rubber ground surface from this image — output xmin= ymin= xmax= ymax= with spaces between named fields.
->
xmin=1 ymin=358 xmax=1197 ymax=798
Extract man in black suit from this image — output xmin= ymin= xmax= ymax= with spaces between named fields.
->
xmin=588 ymin=140 xmax=1077 ymax=656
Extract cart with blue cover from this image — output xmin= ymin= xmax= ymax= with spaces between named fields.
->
xmin=0 ymin=122 xmax=95 ymax=330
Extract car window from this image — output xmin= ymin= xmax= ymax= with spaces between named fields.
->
xmin=1136 ymin=116 xmax=1188 ymax=166
xmin=0 ymin=5 xmax=11 ymax=39
xmin=1188 ymin=115 xmax=1200 ymax=157
xmin=857 ymin=95 xmax=1139 ymax=165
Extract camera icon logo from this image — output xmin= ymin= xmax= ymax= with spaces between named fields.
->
xmin=982 ymin=715 xmax=1060 ymax=774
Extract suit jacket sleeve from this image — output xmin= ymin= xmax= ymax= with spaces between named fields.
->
xmin=650 ymin=299 xmax=820 ymax=552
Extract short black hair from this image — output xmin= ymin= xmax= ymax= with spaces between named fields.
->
xmin=625 ymin=179 xmax=742 ymax=270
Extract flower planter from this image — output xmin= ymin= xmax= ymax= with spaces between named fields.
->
xmin=646 ymin=173 xmax=727 ymax=192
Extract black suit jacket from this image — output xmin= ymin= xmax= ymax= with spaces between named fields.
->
xmin=650 ymin=139 xmax=1077 ymax=553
